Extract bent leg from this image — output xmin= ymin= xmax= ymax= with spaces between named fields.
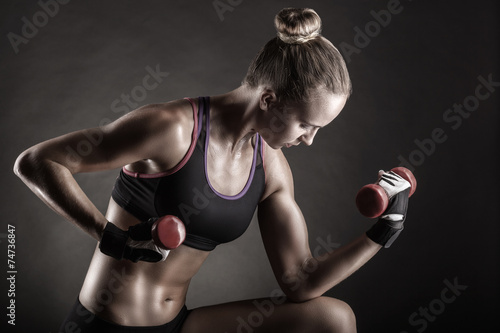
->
xmin=181 ymin=296 xmax=356 ymax=333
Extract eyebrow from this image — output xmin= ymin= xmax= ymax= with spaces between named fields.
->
xmin=303 ymin=120 xmax=323 ymax=128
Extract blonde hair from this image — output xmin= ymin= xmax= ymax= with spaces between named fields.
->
xmin=275 ymin=8 xmax=322 ymax=44
xmin=243 ymin=8 xmax=351 ymax=102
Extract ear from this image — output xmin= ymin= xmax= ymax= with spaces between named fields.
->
xmin=259 ymin=88 xmax=278 ymax=111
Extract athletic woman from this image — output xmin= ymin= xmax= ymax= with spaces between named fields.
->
xmin=14 ymin=8 xmax=411 ymax=333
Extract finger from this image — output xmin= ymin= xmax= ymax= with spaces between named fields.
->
xmin=382 ymin=173 xmax=399 ymax=182
xmin=388 ymin=171 xmax=403 ymax=180
xmin=380 ymin=178 xmax=395 ymax=186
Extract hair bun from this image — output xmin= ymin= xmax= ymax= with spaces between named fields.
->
xmin=275 ymin=8 xmax=322 ymax=44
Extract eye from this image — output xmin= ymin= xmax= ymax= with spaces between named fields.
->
xmin=299 ymin=123 xmax=310 ymax=130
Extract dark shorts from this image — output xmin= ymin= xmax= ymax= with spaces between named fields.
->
xmin=58 ymin=297 xmax=191 ymax=333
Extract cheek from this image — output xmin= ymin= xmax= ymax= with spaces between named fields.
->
xmin=259 ymin=111 xmax=303 ymax=145
xmin=283 ymin=122 xmax=303 ymax=139
xmin=274 ymin=122 xmax=297 ymax=137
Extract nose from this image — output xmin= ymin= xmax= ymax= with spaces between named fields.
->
xmin=300 ymin=128 xmax=319 ymax=146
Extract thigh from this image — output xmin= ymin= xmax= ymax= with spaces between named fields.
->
xmin=181 ymin=296 xmax=356 ymax=333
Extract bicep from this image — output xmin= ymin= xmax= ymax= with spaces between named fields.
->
xmin=258 ymin=191 xmax=311 ymax=279
xmin=257 ymin=150 xmax=312 ymax=292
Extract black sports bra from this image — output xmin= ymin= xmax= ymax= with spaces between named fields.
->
xmin=111 ymin=96 xmax=266 ymax=251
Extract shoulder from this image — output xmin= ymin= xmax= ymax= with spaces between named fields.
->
xmin=113 ymin=99 xmax=196 ymax=140
xmin=104 ymin=98 xmax=198 ymax=166
xmin=119 ymin=99 xmax=195 ymax=132
xmin=261 ymin=141 xmax=294 ymax=202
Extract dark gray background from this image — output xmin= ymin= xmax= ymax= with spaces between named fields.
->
xmin=1 ymin=0 xmax=498 ymax=332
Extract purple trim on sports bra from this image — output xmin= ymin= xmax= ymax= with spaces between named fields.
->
xmin=261 ymin=139 xmax=266 ymax=185
xmin=197 ymin=98 xmax=204 ymax=139
xmin=122 ymin=98 xmax=199 ymax=179
xmin=203 ymin=97 xmax=259 ymax=200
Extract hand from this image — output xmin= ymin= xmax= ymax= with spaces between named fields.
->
xmin=377 ymin=170 xmax=411 ymax=222
xmin=366 ymin=170 xmax=412 ymax=248
xmin=99 ymin=219 xmax=169 ymax=263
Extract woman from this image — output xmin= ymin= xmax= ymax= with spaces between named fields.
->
xmin=14 ymin=8 xmax=410 ymax=333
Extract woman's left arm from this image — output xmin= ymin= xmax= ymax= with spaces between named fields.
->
xmin=258 ymin=149 xmax=381 ymax=303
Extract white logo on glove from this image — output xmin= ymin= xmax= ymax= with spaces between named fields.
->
xmin=376 ymin=170 xmax=411 ymax=221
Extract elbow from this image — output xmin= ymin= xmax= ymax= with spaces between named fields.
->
xmin=13 ymin=149 xmax=42 ymax=180
xmin=13 ymin=150 xmax=28 ymax=179
xmin=279 ymin=260 xmax=327 ymax=303
xmin=281 ymin=282 xmax=322 ymax=304
xmin=284 ymin=292 xmax=310 ymax=304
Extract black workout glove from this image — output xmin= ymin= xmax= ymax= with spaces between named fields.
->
xmin=99 ymin=218 xmax=169 ymax=262
xmin=366 ymin=171 xmax=411 ymax=248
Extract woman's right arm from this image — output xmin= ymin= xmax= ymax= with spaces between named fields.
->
xmin=13 ymin=101 xmax=193 ymax=241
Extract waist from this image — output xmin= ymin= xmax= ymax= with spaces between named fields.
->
xmin=79 ymin=243 xmax=208 ymax=326
xmin=63 ymin=297 xmax=190 ymax=332
xmin=78 ymin=292 xmax=187 ymax=327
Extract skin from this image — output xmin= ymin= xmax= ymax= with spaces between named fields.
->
xmin=14 ymin=84 xmax=381 ymax=332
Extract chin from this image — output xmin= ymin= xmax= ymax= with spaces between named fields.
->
xmin=264 ymin=141 xmax=281 ymax=150
xmin=269 ymin=143 xmax=283 ymax=150
xmin=259 ymin=134 xmax=288 ymax=150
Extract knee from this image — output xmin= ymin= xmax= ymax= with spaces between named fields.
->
xmin=311 ymin=297 xmax=356 ymax=333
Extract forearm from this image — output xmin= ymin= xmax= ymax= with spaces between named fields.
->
xmin=292 ymin=233 xmax=381 ymax=301
xmin=14 ymin=152 xmax=108 ymax=241
xmin=294 ymin=171 xmax=412 ymax=300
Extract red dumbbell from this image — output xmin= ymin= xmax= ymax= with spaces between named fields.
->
xmin=355 ymin=167 xmax=417 ymax=218
xmin=151 ymin=215 xmax=186 ymax=250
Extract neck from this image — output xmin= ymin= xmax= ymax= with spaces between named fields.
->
xmin=209 ymin=85 xmax=262 ymax=153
